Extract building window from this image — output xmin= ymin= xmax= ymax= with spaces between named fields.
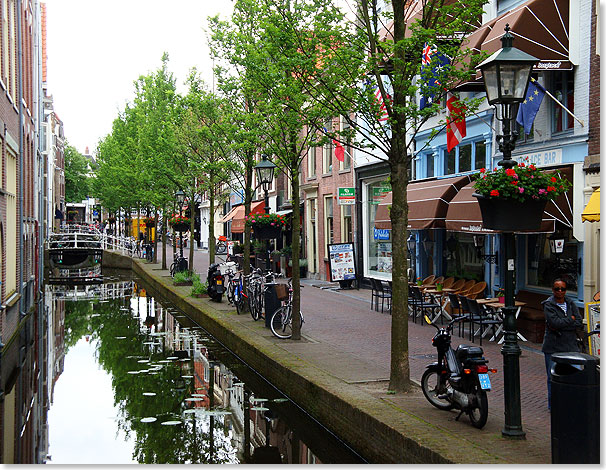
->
xmin=322 ymin=120 xmax=333 ymax=174
xmin=426 ymin=153 xmax=434 ymax=178
xmin=307 ymin=146 xmax=316 ymax=178
xmin=341 ymin=204 xmax=353 ymax=242
xmin=339 ymin=116 xmax=352 ymax=171
xmin=552 ymin=70 xmax=574 ymax=133
xmin=324 ymin=195 xmax=334 ymax=246
xmin=526 ymin=231 xmax=578 ymax=293
xmin=444 ymin=140 xmax=486 ymax=175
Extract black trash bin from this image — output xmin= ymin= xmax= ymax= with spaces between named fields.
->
xmin=551 ymin=352 xmax=600 ymax=464
xmin=264 ymin=283 xmax=280 ymax=329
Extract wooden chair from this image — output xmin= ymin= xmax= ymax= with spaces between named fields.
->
xmin=442 ymin=277 xmax=455 ymax=289
xmin=433 ymin=276 xmax=445 ymax=285
xmin=464 ymin=281 xmax=487 ymax=299
xmin=450 ymin=279 xmax=466 ymax=291
xmin=456 ymin=279 xmax=476 ymax=295
xmin=422 ymin=275 xmax=435 ymax=285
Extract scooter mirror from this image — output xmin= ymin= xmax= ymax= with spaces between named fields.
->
xmin=424 ymin=315 xmax=431 ymax=325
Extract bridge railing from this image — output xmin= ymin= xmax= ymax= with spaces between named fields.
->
xmin=101 ymin=233 xmax=137 ymax=257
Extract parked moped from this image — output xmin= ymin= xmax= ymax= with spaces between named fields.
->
xmin=207 ymin=263 xmax=225 ymax=302
xmin=421 ymin=314 xmax=496 ymax=429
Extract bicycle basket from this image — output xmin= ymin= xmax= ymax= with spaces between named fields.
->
xmin=275 ymin=284 xmax=288 ymax=301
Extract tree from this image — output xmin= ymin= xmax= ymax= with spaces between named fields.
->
xmin=64 ymin=143 xmax=90 ymax=203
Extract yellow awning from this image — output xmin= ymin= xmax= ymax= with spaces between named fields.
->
xmin=582 ymin=188 xmax=600 ymax=222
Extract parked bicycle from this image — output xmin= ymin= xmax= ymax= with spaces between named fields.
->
xmin=270 ymin=278 xmax=304 ymax=339
xmin=169 ymin=253 xmax=188 ymax=277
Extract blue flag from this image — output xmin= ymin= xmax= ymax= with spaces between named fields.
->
xmin=419 ymin=43 xmax=450 ymax=110
xmin=516 ymin=78 xmax=546 ymax=135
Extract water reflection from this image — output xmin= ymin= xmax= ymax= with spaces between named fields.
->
xmin=40 ymin=277 xmax=363 ymax=464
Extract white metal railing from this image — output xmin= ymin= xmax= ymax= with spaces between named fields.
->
xmin=100 ymin=233 xmax=137 ymax=257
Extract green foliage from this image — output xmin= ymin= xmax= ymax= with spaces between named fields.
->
xmin=64 ymin=143 xmax=90 ymax=203
xmin=173 ymin=270 xmax=194 ymax=283
xmin=245 ymin=213 xmax=287 ymax=227
xmin=472 ymin=162 xmax=571 ymax=202
xmin=191 ymin=276 xmax=208 ymax=295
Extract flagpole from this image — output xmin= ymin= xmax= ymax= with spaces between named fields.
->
xmin=542 ymin=87 xmax=585 ymax=127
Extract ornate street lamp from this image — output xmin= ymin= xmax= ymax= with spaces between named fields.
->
xmin=477 ymin=25 xmax=538 ymax=439
xmin=254 ymin=155 xmax=277 ymax=215
xmin=254 ymin=155 xmax=277 ymax=272
xmin=407 ymin=233 xmax=416 ymax=281
xmin=473 ymin=234 xmax=497 ymax=264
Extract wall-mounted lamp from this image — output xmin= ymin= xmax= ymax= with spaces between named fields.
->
xmin=473 ymin=234 xmax=498 ymax=264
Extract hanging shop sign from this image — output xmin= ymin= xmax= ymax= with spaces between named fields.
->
xmin=371 ymin=185 xmax=391 ymax=204
xmin=327 ymin=243 xmax=356 ymax=282
xmin=338 ymin=187 xmax=356 ymax=205
xmin=374 ymin=228 xmax=390 ymax=240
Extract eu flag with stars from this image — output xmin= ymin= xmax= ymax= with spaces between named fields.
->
xmin=419 ymin=43 xmax=450 ymax=110
xmin=516 ymin=78 xmax=546 ymax=135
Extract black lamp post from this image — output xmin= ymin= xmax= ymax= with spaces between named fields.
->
xmin=175 ymin=189 xmax=187 ymax=272
xmin=477 ymin=24 xmax=538 ymax=439
xmin=254 ymin=155 xmax=277 ymax=272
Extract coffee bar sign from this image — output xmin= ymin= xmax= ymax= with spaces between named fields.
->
xmin=514 ymin=148 xmax=562 ymax=168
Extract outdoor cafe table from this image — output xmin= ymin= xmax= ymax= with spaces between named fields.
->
xmin=485 ymin=300 xmax=528 ymax=343
xmin=424 ymin=288 xmax=457 ymax=323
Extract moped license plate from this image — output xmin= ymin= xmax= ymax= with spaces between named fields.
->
xmin=216 ymin=280 xmax=222 ymax=285
xmin=478 ymin=373 xmax=491 ymax=390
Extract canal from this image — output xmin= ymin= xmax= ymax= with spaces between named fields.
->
xmin=40 ymin=273 xmax=365 ymax=464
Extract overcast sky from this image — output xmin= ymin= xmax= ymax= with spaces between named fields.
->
xmin=44 ymin=0 xmax=234 ymax=155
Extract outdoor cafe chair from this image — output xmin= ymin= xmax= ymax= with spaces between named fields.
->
xmin=422 ymin=275 xmax=435 ymax=285
xmin=432 ymin=276 xmax=445 ymax=286
xmin=450 ymin=279 xmax=466 ymax=291
xmin=467 ymin=298 xmax=502 ymax=345
xmin=456 ymin=279 xmax=476 ymax=295
xmin=447 ymin=293 xmax=466 ymax=337
xmin=442 ymin=277 xmax=455 ymax=289
xmin=409 ymin=286 xmax=440 ymax=324
xmin=464 ymin=281 xmax=487 ymax=300
xmin=370 ymin=278 xmax=391 ymax=313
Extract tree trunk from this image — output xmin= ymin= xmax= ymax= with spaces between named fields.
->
xmin=290 ymin=153 xmax=301 ymax=340
xmin=161 ymin=204 xmax=167 ymax=270
xmin=243 ymin=158 xmax=254 ymax=276
xmin=153 ymin=209 xmax=159 ymax=263
xmin=209 ymin=188 xmax=216 ymax=266
xmin=189 ymin=188 xmax=196 ymax=274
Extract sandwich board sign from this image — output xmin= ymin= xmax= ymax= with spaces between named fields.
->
xmin=327 ymin=243 xmax=356 ymax=282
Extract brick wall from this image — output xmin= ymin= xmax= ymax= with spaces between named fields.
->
xmin=587 ymin=0 xmax=600 ymax=158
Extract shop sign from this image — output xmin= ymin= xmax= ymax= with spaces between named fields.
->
xmin=374 ymin=228 xmax=390 ymax=240
xmin=371 ymin=185 xmax=391 ymax=204
xmin=514 ymin=148 xmax=562 ymax=167
xmin=338 ymin=187 xmax=356 ymax=205
xmin=327 ymin=243 xmax=356 ymax=281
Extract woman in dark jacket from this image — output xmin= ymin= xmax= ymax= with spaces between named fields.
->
xmin=541 ymin=279 xmax=583 ymax=410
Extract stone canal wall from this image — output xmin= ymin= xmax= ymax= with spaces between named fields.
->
xmin=103 ymin=252 xmax=502 ymax=464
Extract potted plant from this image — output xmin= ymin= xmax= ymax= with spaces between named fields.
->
xmin=191 ymin=276 xmax=208 ymax=298
xmin=416 ymin=277 xmax=422 ymax=286
xmin=143 ymin=216 xmax=155 ymax=228
xmin=496 ymin=287 xmax=506 ymax=304
xmin=173 ymin=270 xmax=194 ymax=286
xmin=168 ymin=214 xmax=190 ymax=232
xmin=472 ymin=160 xmax=571 ymax=231
xmin=246 ymin=213 xmax=287 ymax=239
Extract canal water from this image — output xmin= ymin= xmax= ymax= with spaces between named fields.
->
xmin=43 ymin=273 xmax=365 ymax=464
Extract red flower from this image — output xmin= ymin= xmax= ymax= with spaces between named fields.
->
xmin=529 ymin=164 xmax=536 ymax=170
xmin=490 ymin=190 xmax=500 ymax=197
xmin=480 ymin=168 xmax=486 ymax=173
xmin=547 ymin=186 xmax=556 ymax=192
xmin=510 ymin=180 xmax=518 ymax=185
xmin=506 ymin=169 xmax=516 ymax=176
xmin=550 ymin=177 xmax=557 ymax=183
xmin=519 ymin=162 xmax=525 ymax=167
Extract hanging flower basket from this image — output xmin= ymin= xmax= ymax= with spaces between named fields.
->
xmin=173 ymin=222 xmax=189 ymax=232
xmin=252 ymin=224 xmax=282 ymax=240
xmin=472 ymin=161 xmax=570 ymax=232
xmin=143 ymin=217 xmax=155 ymax=228
xmin=474 ymin=194 xmax=547 ymax=231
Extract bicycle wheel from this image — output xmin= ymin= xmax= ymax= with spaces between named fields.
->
xmin=249 ymin=286 xmax=260 ymax=320
xmin=226 ymin=279 xmax=235 ymax=305
xmin=216 ymin=242 xmax=227 ymax=254
xmin=169 ymin=262 xmax=176 ymax=277
xmin=270 ymin=307 xmax=292 ymax=339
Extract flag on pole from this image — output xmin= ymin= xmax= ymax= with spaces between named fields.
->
xmin=516 ymin=77 xmax=546 ymax=135
xmin=446 ymin=92 xmax=466 ymax=152
xmin=419 ymin=43 xmax=450 ymax=110
xmin=374 ymin=87 xmax=390 ymax=121
xmin=323 ymin=126 xmax=345 ymax=162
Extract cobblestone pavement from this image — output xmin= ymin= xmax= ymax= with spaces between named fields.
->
xmin=155 ymin=246 xmax=552 ymax=462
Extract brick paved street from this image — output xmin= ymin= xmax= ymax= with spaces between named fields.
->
xmin=155 ymin=244 xmax=552 ymax=461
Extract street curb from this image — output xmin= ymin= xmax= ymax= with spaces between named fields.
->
xmin=118 ymin=253 xmax=508 ymax=464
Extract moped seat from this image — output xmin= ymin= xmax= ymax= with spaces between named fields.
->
xmin=455 ymin=344 xmax=484 ymax=362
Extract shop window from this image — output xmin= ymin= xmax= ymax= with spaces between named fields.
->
xmin=366 ymin=180 xmax=392 ymax=278
xmin=474 ymin=141 xmax=486 ymax=170
xmin=459 ymin=144 xmax=471 ymax=172
xmin=322 ymin=119 xmax=334 ymax=174
xmin=552 ymin=70 xmax=574 ymax=133
xmin=444 ymin=232 xmax=483 ymax=281
xmin=526 ymin=231 xmax=578 ymax=292
xmin=445 ymin=149 xmax=456 ymax=175
xmin=324 ymin=195 xmax=334 ymax=246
